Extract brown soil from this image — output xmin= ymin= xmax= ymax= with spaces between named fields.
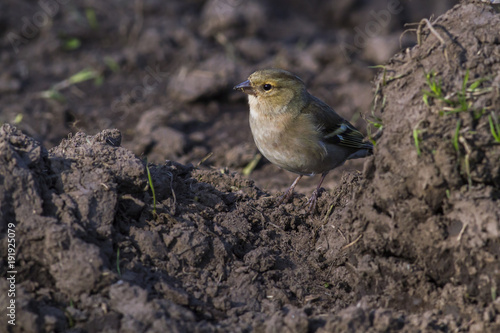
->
xmin=1 ymin=1 xmax=500 ymax=332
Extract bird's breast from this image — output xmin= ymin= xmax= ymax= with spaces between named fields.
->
xmin=249 ymin=109 xmax=328 ymax=175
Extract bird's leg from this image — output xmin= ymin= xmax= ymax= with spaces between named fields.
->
xmin=277 ymin=175 xmax=303 ymax=206
xmin=306 ymin=172 xmax=329 ymax=214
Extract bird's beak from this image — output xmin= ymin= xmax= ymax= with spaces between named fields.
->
xmin=233 ymin=80 xmax=254 ymax=95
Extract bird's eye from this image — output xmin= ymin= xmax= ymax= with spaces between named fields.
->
xmin=263 ymin=83 xmax=272 ymax=91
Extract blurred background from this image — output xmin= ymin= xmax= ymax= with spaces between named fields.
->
xmin=0 ymin=0 xmax=457 ymax=193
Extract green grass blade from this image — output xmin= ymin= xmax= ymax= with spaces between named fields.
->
xmin=413 ymin=127 xmax=422 ymax=156
xmin=452 ymin=119 xmax=461 ymax=152
xmin=146 ymin=162 xmax=157 ymax=214
xmin=489 ymin=114 xmax=500 ymax=143
xmin=69 ymin=68 xmax=99 ymax=84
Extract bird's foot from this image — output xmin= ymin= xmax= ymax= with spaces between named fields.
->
xmin=304 ymin=189 xmax=321 ymax=215
xmin=276 ymin=175 xmax=302 ymax=206
xmin=276 ymin=187 xmax=294 ymax=206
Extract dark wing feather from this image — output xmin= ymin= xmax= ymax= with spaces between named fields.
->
xmin=302 ymin=95 xmax=373 ymax=152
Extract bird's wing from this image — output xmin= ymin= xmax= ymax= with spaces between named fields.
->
xmin=303 ymin=95 xmax=373 ymax=151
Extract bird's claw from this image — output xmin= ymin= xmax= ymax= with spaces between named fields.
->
xmin=276 ymin=175 xmax=303 ymax=207
xmin=303 ymin=189 xmax=320 ymax=215
xmin=277 ymin=188 xmax=294 ymax=206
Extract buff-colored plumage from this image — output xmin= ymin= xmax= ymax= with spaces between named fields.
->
xmin=234 ymin=69 xmax=373 ymax=213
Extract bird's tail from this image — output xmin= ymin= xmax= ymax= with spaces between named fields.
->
xmin=347 ymin=141 xmax=373 ymax=160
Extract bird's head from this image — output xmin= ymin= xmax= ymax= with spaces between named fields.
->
xmin=234 ymin=69 xmax=308 ymax=116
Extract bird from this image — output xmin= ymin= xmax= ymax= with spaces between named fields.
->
xmin=234 ymin=69 xmax=373 ymax=213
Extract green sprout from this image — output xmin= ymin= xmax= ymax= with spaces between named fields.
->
xmin=104 ymin=56 xmax=120 ymax=73
xmin=85 ymin=8 xmax=99 ymax=30
xmin=242 ymin=153 xmax=261 ymax=176
xmin=413 ymin=122 xmax=423 ymax=156
xmin=489 ymin=112 xmax=500 ymax=143
xmin=65 ymin=299 xmax=75 ymax=328
xmin=440 ymin=70 xmax=492 ymax=116
xmin=38 ymin=68 xmax=101 ymax=101
xmin=39 ymin=90 xmax=66 ymax=102
xmin=422 ymin=69 xmax=491 ymax=116
xmin=369 ymin=65 xmax=388 ymax=86
xmin=369 ymin=65 xmax=406 ymax=85
xmin=422 ymin=71 xmax=448 ymax=106
xmin=452 ymin=119 xmax=461 ymax=152
xmin=366 ymin=100 xmax=383 ymax=146
xmin=68 ymin=68 xmax=100 ymax=85
xmin=14 ymin=114 xmax=23 ymax=124
xmin=441 ymin=69 xmax=470 ymax=115
xmin=146 ymin=162 xmax=157 ymax=215
xmin=366 ymin=117 xmax=383 ymax=146
xmin=62 ymin=37 xmax=81 ymax=51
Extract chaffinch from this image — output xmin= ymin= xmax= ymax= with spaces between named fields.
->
xmin=234 ymin=69 xmax=373 ymax=213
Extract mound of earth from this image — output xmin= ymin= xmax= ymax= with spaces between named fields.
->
xmin=1 ymin=1 xmax=500 ymax=333
xmin=321 ymin=1 xmax=500 ymax=330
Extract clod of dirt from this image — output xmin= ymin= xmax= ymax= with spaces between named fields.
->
xmin=132 ymin=107 xmax=188 ymax=161
xmin=134 ymin=110 xmax=188 ymax=162
xmin=168 ymin=54 xmax=238 ymax=103
xmin=200 ymin=0 xmax=267 ymax=38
